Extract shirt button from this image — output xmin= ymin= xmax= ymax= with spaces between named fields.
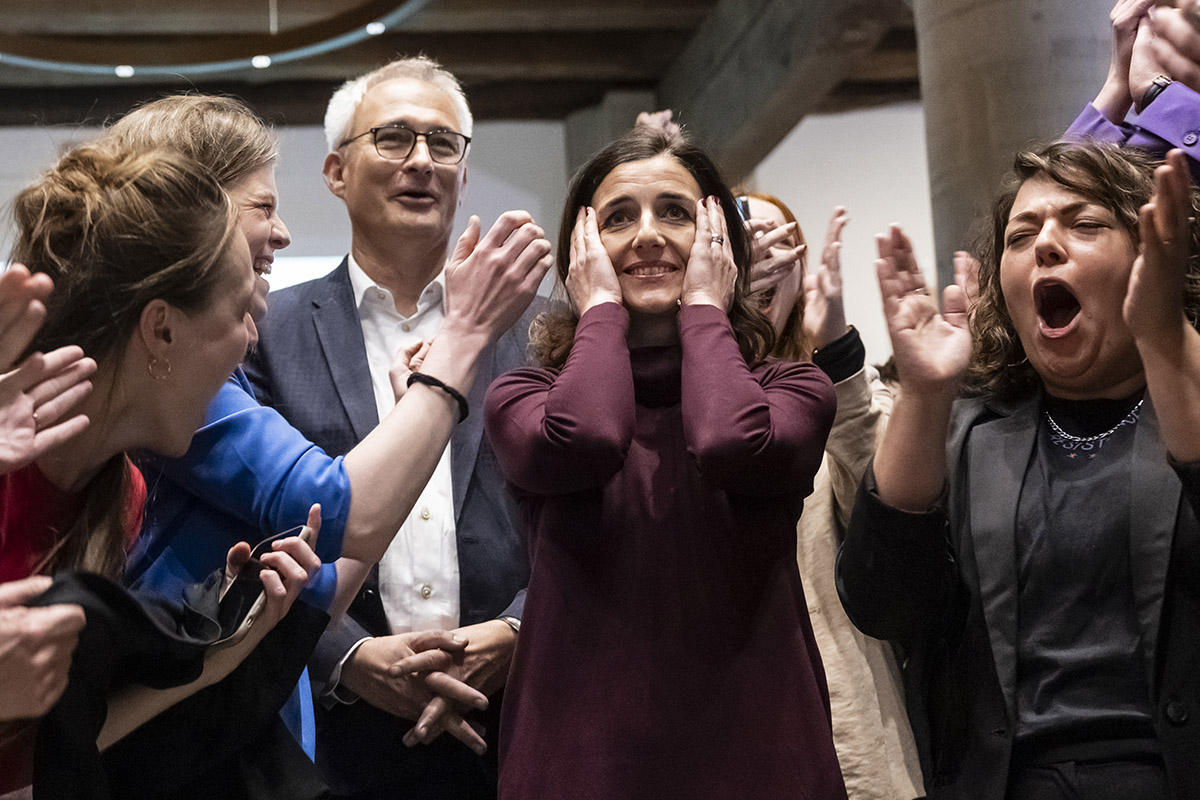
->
xmin=1185 ymin=131 xmax=1199 ymax=147
xmin=420 ymin=507 xmax=431 ymax=520
xmin=374 ymin=288 xmax=386 ymax=300
xmin=401 ymin=323 xmax=411 ymax=332
xmin=420 ymin=583 xmax=433 ymax=600
xmin=1167 ymin=700 xmax=1189 ymax=725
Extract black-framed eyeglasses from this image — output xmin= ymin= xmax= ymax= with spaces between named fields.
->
xmin=339 ymin=123 xmax=471 ymax=164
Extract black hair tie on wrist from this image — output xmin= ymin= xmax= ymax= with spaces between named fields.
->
xmin=407 ymin=372 xmax=469 ymax=422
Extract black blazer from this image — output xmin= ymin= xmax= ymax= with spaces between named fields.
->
xmin=837 ymin=394 xmax=1200 ymax=800
xmin=243 ymin=259 xmax=540 ymax=798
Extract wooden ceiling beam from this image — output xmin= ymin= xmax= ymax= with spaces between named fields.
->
xmin=659 ymin=0 xmax=913 ymax=180
xmin=0 ymin=0 xmax=715 ymax=36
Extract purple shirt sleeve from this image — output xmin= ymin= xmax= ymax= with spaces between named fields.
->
xmin=1065 ymin=83 xmax=1200 ymax=181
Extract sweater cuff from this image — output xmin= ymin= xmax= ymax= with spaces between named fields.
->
xmin=813 ymin=327 xmax=865 ymax=384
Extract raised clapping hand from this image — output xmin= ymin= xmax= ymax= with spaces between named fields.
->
xmin=0 ymin=575 xmax=86 ymax=721
xmin=1095 ymin=0 xmax=1157 ymax=120
xmin=1148 ymin=0 xmax=1200 ymax=93
xmin=443 ymin=211 xmax=553 ymax=344
xmin=0 ymin=265 xmax=96 ymax=476
xmin=876 ymin=225 xmax=972 ymax=394
xmin=681 ymin=196 xmax=737 ymax=310
xmin=1125 ymin=149 xmax=1192 ymax=344
xmin=747 ymin=217 xmax=806 ymax=335
xmin=803 ymin=206 xmax=851 ymax=351
xmin=567 ymin=206 xmax=623 ymax=315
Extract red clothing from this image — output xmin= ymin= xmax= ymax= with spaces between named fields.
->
xmin=485 ymin=303 xmax=846 ymax=799
xmin=0 ymin=459 xmax=145 ymax=582
xmin=0 ymin=458 xmax=146 ymax=792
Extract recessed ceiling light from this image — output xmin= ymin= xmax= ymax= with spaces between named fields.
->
xmin=366 ymin=22 xmax=386 ymax=36
xmin=114 ymin=65 xmax=135 ymax=78
xmin=251 ymin=55 xmax=272 ymax=69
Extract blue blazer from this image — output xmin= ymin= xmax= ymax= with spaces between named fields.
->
xmin=243 ymin=258 xmax=538 ymax=797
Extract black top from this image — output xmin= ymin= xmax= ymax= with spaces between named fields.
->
xmin=1013 ymin=392 xmax=1157 ymax=764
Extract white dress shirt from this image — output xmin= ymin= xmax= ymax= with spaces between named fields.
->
xmin=347 ymin=255 xmax=461 ymax=633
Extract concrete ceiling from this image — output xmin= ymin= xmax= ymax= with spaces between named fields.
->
xmin=0 ymin=0 xmax=918 ymax=174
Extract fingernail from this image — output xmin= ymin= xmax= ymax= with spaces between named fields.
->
xmin=418 ymin=725 xmax=428 ymax=737
xmin=452 ymin=634 xmax=465 ymax=643
xmin=475 ymin=697 xmax=488 ymax=710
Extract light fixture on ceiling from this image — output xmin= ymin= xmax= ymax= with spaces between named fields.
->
xmin=0 ymin=0 xmax=428 ymax=79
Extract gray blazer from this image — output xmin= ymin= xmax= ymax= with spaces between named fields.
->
xmin=244 ymin=258 xmax=539 ymax=797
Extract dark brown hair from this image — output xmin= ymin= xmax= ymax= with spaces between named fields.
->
xmin=529 ymin=127 xmax=775 ymax=368
xmin=10 ymin=144 xmax=238 ymax=577
xmin=967 ymin=140 xmax=1200 ymax=399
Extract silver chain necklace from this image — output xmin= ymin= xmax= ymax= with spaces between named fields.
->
xmin=1043 ymin=398 xmax=1144 ymax=443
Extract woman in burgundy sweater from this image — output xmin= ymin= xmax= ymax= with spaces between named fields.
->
xmin=483 ymin=129 xmax=846 ymax=799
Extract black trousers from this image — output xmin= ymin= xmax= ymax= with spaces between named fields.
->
xmin=1008 ymin=758 xmax=1169 ymax=800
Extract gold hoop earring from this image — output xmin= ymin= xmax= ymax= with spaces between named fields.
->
xmin=148 ymin=357 xmax=172 ymax=381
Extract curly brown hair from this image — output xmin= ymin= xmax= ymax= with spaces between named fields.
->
xmin=528 ymin=128 xmax=776 ymax=369
xmin=966 ymin=140 xmax=1200 ymax=399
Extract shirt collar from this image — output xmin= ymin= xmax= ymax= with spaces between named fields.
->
xmin=346 ymin=254 xmax=445 ymax=318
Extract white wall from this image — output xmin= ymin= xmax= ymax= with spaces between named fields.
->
xmin=0 ymin=119 xmax=569 ymax=294
xmin=0 ymin=106 xmax=932 ymax=357
xmin=747 ymin=102 xmax=935 ymax=363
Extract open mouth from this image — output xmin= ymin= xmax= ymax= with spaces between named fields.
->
xmin=1035 ymin=281 xmax=1080 ymax=332
xmin=254 ymin=258 xmax=273 ymax=277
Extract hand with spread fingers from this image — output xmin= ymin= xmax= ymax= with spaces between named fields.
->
xmin=747 ymin=217 xmax=806 ymax=334
xmin=876 ymin=225 xmax=972 ymax=394
xmin=803 ymin=206 xmax=851 ymax=351
xmin=681 ymin=196 xmax=737 ymax=310
xmin=566 ymin=206 xmax=623 ymax=315
xmin=0 ymin=346 xmax=96 ymax=477
xmin=443 ymin=211 xmax=554 ymax=346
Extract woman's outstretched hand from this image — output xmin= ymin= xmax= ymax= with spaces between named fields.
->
xmin=682 ymin=196 xmax=736 ymax=310
xmin=566 ymin=206 xmax=622 ymax=315
xmin=803 ymin=206 xmax=851 ymax=350
xmin=876 ymin=225 xmax=971 ymax=395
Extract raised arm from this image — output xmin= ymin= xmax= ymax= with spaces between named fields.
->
xmin=872 ymin=226 xmax=972 ymax=512
xmin=1125 ymin=148 xmax=1200 ymax=461
xmin=484 ymin=207 xmax=635 ymax=496
xmin=678 ymin=197 xmax=835 ymax=494
xmin=338 ymin=211 xmax=551 ymax=565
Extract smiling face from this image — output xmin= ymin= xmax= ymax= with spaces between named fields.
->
xmin=999 ymin=174 xmax=1143 ymax=399
xmin=592 ymin=154 xmax=702 ymax=326
xmin=326 ymin=77 xmax=467 ymax=249
xmin=226 ymin=164 xmax=290 ymax=323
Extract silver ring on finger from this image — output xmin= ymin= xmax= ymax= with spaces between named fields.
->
xmin=711 ymin=235 xmax=724 ymax=245
xmin=31 ymin=410 xmax=39 ymax=430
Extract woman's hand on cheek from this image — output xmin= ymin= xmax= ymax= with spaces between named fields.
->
xmin=566 ymin=206 xmax=622 ymax=316
xmin=681 ymin=197 xmax=736 ymax=310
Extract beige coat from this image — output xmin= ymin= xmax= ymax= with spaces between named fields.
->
xmin=798 ymin=368 xmax=923 ymax=800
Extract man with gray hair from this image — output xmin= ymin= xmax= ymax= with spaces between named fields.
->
xmin=245 ymin=55 xmax=550 ymax=799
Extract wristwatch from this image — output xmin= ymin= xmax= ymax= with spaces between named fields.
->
xmin=1142 ymin=75 xmax=1173 ymax=110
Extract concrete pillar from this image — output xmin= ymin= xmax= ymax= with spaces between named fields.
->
xmin=913 ymin=0 xmax=1113 ymax=286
